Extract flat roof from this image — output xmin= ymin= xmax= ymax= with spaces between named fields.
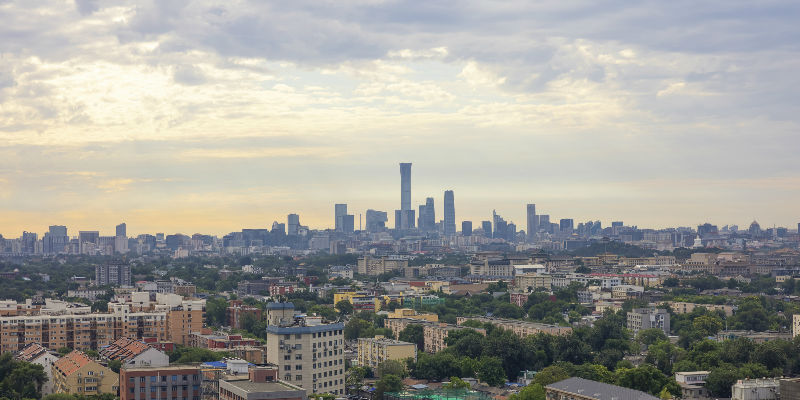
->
xmin=221 ymin=380 xmax=305 ymax=393
xmin=546 ymin=377 xmax=660 ymax=400
xmin=123 ymin=364 xmax=201 ymax=371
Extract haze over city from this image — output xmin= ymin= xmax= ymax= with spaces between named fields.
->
xmin=2 ymin=1 xmax=800 ymax=235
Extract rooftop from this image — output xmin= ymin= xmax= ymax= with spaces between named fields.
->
xmin=546 ymin=377 xmax=660 ymax=400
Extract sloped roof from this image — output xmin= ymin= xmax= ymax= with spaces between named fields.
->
xmin=15 ymin=343 xmax=50 ymax=362
xmin=546 ymin=377 xmax=660 ymax=400
xmin=99 ymin=337 xmax=155 ymax=361
xmin=52 ymin=351 xmax=93 ymax=377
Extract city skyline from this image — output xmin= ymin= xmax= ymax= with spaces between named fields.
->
xmin=1 ymin=1 xmax=800 ymax=236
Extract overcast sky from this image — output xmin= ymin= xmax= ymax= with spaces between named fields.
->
xmin=1 ymin=0 xmax=799 ymax=236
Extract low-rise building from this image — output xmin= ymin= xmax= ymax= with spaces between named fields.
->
xmin=52 ymin=351 xmax=118 ymax=396
xmin=356 ymin=336 xmax=417 ymax=370
xmin=731 ymin=379 xmax=779 ymax=400
xmin=455 ymin=317 xmax=572 ymax=337
xmin=119 ymin=364 xmax=202 ymax=400
xmin=220 ymin=378 xmax=307 ymax=400
xmin=422 ymin=323 xmax=486 ymax=353
xmin=545 ymin=377 xmax=659 ymax=400
xmin=626 ymin=308 xmax=670 ymax=336
xmin=669 ymin=302 xmax=735 ymax=317
xmin=15 ymin=343 xmax=60 ymax=395
xmin=99 ymin=337 xmax=169 ymax=368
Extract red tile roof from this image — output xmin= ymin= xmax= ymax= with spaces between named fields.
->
xmin=99 ymin=337 xmax=154 ymax=361
xmin=15 ymin=343 xmax=50 ymax=362
xmin=53 ymin=351 xmax=92 ymax=377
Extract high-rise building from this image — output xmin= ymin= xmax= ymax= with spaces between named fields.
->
xmin=365 ymin=210 xmax=388 ymax=233
xmin=560 ymin=219 xmax=574 ymax=233
xmin=443 ymin=190 xmax=455 ymax=236
xmin=334 ymin=204 xmax=347 ymax=232
xmin=288 ymin=214 xmax=300 ymax=236
xmin=462 ymin=221 xmax=472 ymax=236
xmin=341 ymin=215 xmax=354 ymax=234
xmin=78 ymin=231 xmax=99 ymax=254
xmin=21 ymin=231 xmax=37 ymax=254
xmin=43 ymin=225 xmax=69 ymax=255
xmin=96 ymin=261 xmax=131 ymax=287
xmin=612 ymin=221 xmax=624 ymax=228
xmin=400 ymin=163 xmax=411 ymax=211
xmin=482 ymin=221 xmax=492 ymax=238
xmin=526 ymin=204 xmax=537 ymax=242
xmin=265 ymin=316 xmax=345 ymax=396
xmin=418 ymin=197 xmax=435 ymax=232
xmin=271 ymin=221 xmax=286 ymax=236
xmin=115 ymin=222 xmax=126 ymax=237
xmin=395 ymin=163 xmax=414 ymax=230
xmin=493 ymin=211 xmax=508 ymax=240
xmin=539 ymin=215 xmax=551 ymax=233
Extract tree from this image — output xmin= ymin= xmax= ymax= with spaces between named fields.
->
xmin=57 ymin=347 xmax=72 ymax=356
xmin=0 ymin=352 xmax=48 ymax=400
xmin=705 ymin=365 xmax=741 ymax=398
xmin=375 ymin=374 xmax=403 ymax=400
xmin=84 ymin=349 xmax=100 ymax=359
xmin=336 ymin=300 xmax=353 ymax=316
xmin=637 ymin=329 xmax=668 ymax=347
xmin=510 ymin=384 xmax=545 ymax=400
xmin=398 ymin=324 xmax=425 ymax=350
xmin=662 ymin=277 xmax=680 ymax=287
xmin=575 ymin=265 xmax=592 ymax=274
xmin=108 ymin=359 xmax=122 ymax=373
xmin=346 ymin=366 xmax=371 ymax=389
xmin=206 ymin=297 xmax=229 ymax=326
xmin=377 ymin=360 xmax=407 ymax=378
xmin=532 ymin=365 xmax=570 ymax=386
xmin=615 ymin=364 xmax=678 ymax=396
xmin=443 ymin=377 xmax=471 ymax=390
xmin=477 ymin=357 xmax=506 ymax=386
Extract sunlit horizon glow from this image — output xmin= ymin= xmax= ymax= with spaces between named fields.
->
xmin=1 ymin=1 xmax=799 ymax=237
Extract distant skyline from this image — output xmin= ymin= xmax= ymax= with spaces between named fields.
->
xmin=1 ymin=1 xmax=799 ymax=236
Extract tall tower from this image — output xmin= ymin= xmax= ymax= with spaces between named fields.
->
xmin=444 ymin=190 xmax=455 ymax=236
xmin=335 ymin=204 xmax=347 ymax=232
xmin=396 ymin=162 xmax=414 ymax=229
xmin=526 ymin=204 xmax=537 ymax=242
xmin=400 ymin=163 xmax=412 ymax=211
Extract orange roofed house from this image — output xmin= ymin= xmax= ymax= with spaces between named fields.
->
xmin=52 ymin=351 xmax=119 ymax=396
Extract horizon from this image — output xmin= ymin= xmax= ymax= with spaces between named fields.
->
xmin=2 ymin=1 xmax=799 ymax=237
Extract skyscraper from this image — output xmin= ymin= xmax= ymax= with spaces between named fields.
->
xmin=482 ymin=221 xmax=492 ymax=238
xmin=43 ymin=225 xmax=69 ymax=255
xmin=462 ymin=221 xmax=472 ymax=236
xmin=400 ymin=163 xmax=411 ymax=211
xmin=365 ymin=210 xmax=388 ymax=232
xmin=287 ymin=214 xmax=300 ymax=235
xmin=335 ymin=204 xmax=347 ymax=232
xmin=560 ymin=218 xmax=574 ymax=233
xmin=526 ymin=204 xmax=537 ymax=242
xmin=418 ymin=197 xmax=435 ymax=232
xmin=493 ymin=211 xmax=508 ymax=240
xmin=443 ymin=190 xmax=455 ymax=236
xmin=116 ymin=223 xmax=126 ymax=237
xmin=395 ymin=162 xmax=415 ymax=229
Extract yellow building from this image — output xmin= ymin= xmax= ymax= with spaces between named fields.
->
xmin=386 ymin=309 xmax=438 ymax=322
xmin=52 ymin=351 xmax=119 ymax=396
xmin=356 ymin=336 xmax=417 ymax=370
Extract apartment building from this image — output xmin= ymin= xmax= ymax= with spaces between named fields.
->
xmin=385 ymin=318 xmax=430 ymax=341
xmin=119 ymin=365 xmax=202 ymax=400
xmin=356 ymin=336 xmax=417 ymax=369
xmin=52 ymin=351 xmax=118 ymax=396
xmin=99 ymin=337 xmax=169 ymax=368
xmin=669 ymin=302 xmax=735 ymax=317
xmin=265 ymin=317 xmax=345 ymax=396
xmin=626 ymin=308 xmax=670 ymax=336
xmin=220 ymin=372 xmax=307 ymax=400
xmin=422 ymin=323 xmax=486 ymax=353
xmin=0 ymin=297 xmax=204 ymax=353
xmin=514 ymin=274 xmax=553 ymax=291
xmin=456 ymin=317 xmax=572 ymax=337
xmin=357 ymin=256 xmax=408 ymax=276
xmin=228 ymin=300 xmax=263 ymax=330
xmin=15 ymin=343 xmax=60 ymax=395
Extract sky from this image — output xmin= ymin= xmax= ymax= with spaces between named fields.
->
xmin=1 ymin=0 xmax=800 ymax=237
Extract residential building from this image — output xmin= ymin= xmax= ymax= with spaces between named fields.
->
xmin=514 ymin=274 xmax=552 ymax=292
xmin=356 ymin=336 xmax=417 ymax=370
xmin=545 ymin=377 xmax=659 ymax=400
xmin=119 ymin=364 xmax=202 ymax=400
xmin=793 ymin=314 xmax=800 ymax=338
xmin=228 ymin=300 xmax=263 ymax=330
xmin=219 ymin=372 xmax=307 ymax=400
xmin=670 ymin=302 xmax=735 ymax=317
xmin=456 ymin=317 xmax=572 ymax=337
xmin=265 ymin=317 xmax=345 ymax=396
xmin=357 ymin=256 xmax=408 ymax=276
xmin=52 ymin=351 xmax=118 ymax=396
xmin=99 ymin=337 xmax=169 ymax=368
xmin=780 ymin=378 xmax=800 ymax=400
xmin=266 ymin=303 xmax=296 ymax=326
xmin=15 ymin=343 xmax=60 ymax=395
xmin=422 ymin=323 xmax=486 ymax=354
xmin=96 ymin=261 xmax=132 ymax=286
xmin=731 ymin=379 xmax=779 ymax=400
xmin=627 ymin=308 xmax=670 ymax=336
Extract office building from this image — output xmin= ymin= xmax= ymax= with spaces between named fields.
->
xmin=396 ymin=163 xmax=414 ymax=230
xmin=220 ymin=377 xmax=307 ymax=400
xmin=539 ymin=215 xmax=551 ymax=233
xmin=560 ymin=219 xmax=574 ymax=233
xmin=119 ymin=365 xmax=202 ymax=400
xmin=43 ymin=225 xmax=69 ymax=255
xmin=493 ymin=211 xmax=508 ymax=240
xmin=365 ymin=210 xmax=388 ymax=233
xmin=78 ymin=231 xmax=100 ymax=254
xmin=272 ymin=222 xmax=286 ymax=236
xmin=462 ymin=221 xmax=472 ymax=236
xmin=334 ymin=204 xmax=347 ymax=232
xmin=526 ymin=204 xmax=537 ymax=241
xmin=96 ymin=261 xmax=132 ymax=287
xmin=612 ymin=221 xmax=624 ymax=228
xmin=265 ymin=316 xmax=345 ymax=396
xmin=356 ymin=336 xmax=417 ymax=370
xmin=627 ymin=308 xmax=670 ymax=336
xmin=482 ymin=221 xmax=492 ymax=237
xmin=116 ymin=223 xmax=127 ymax=237
xmin=287 ymin=214 xmax=300 ymax=236
xmin=52 ymin=351 xmax=119 ymax=396
xmin=545 ymin=377 xmax=659 ymax=400
xmin=418 ymin=197 xmax=435 ymax=232
xmin=443 ymin=190 xmax=455 ymax=236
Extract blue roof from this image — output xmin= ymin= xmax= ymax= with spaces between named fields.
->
xmin=202 ymin=361 xmax=227 ymax=368
xmin=266 ymin=302 xmax=295 ymax=310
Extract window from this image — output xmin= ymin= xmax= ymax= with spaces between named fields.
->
xmin=295 ymin=354 xmax=302 ymax=360
xmin=151 ymin=387 xmax=156 ymax=392
xmin=151 ymin=376 xmax=157 ymax=382
xmin=141 ymin=377 xmax=146 ymax=382
xmin=295 ymin=365 xmax=302 ymax=370
xmin=296 ymin=375 xmax=302 ymax=381
xmin=284 ymin=355 xmax=291 ymax=361
xmin=295 ymin=334 xmax=302 ymax=339
xmin=284 ymin=365 xmax=291 ymax=371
